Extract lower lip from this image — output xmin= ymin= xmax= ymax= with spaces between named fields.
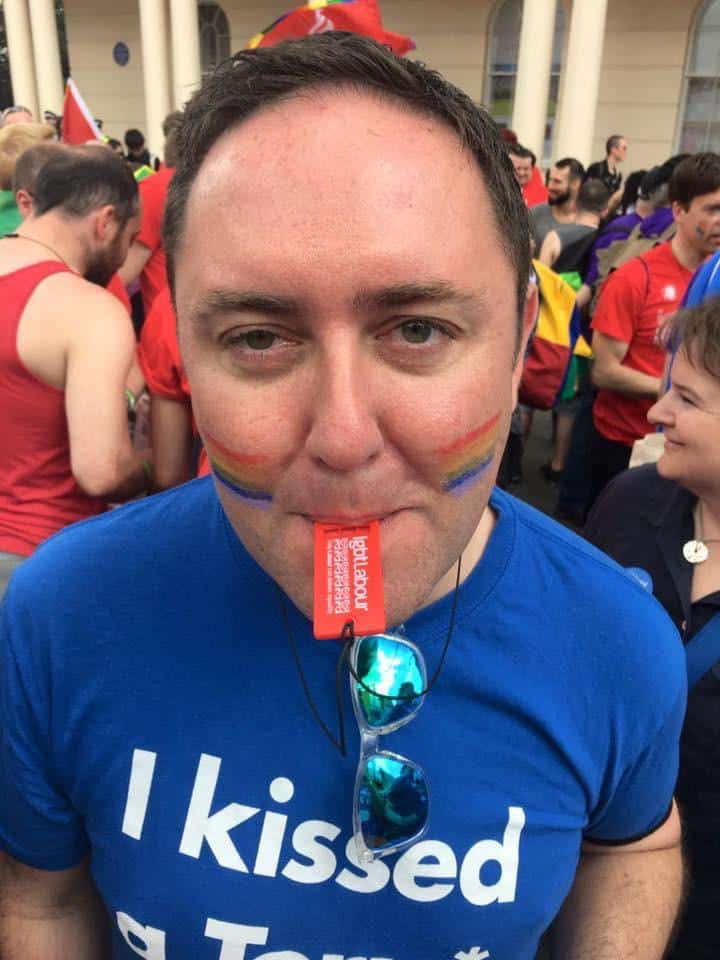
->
xmin=302 ymin=510 xmax=403 ymax=529
xmin=663 ymin=438 xmax=683 ymax=451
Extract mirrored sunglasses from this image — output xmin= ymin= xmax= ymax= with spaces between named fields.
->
xmin=349 ymin=633 xmax=429 ymax=863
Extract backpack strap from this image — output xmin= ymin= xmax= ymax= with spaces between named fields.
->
xmin=686 ymin=612 xmax=720 ymax=688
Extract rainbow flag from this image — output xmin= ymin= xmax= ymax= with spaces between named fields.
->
xmin=247 ymin=0 xmax=415 ymax=56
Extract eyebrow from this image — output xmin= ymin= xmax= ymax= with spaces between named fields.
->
xmin=192 ymin=281 xmax=486 ymax=330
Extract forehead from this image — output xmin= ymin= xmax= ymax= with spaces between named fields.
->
xmin=674 ymin=344 xmax=720 ymax=391
xmin=690 ymin=188 xmax=720 ymax=208
xmin=550 ymin=165 xmax=567 ymax=178
xmin=177 ymin=91 xmax=515 ymax=314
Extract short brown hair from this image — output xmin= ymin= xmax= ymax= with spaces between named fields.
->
xmin=665 ymin=298 xmax=720 ymax=380
xmin=669 ymin=153 xmax=720 ymax=209
xmin=11 ymin=141 xmax=66 ymax=195
xmin=163 ymin=32 xmax=530 ymax=322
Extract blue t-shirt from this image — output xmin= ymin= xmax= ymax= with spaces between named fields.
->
xmin=0 ymin=479 xmax=686 ymax=960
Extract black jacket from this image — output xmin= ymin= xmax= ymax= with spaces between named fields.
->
xmin=586 ymin=463 xmax=720 ymax=960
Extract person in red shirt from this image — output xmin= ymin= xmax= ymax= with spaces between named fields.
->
xmin=118 ymin=111 xmax=183 ymax=314
xmin=589 ymin=152 xmax=720 ymax=503
xmin=138 ymin=285 xmax=210 ymax=488
xmin=507 ymin=142 xmax=548 ymax=208
xmin=0 ymin=147 xmax=151 ymax=592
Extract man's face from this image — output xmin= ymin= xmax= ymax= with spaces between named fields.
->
xmin=175 ymin=92 xmax=534 ymax=625
xmin=86 ymin=211 xmax=140 ymax=287
xmin=547 ymin=166 xmax=571 ymax=206
xmin=610 ymin=139 xmax=627 ymax=163
xmin=510 ymin=154 xmax=533 ymax=188
xmin=674 ymin=189 xmax=720 ymax=258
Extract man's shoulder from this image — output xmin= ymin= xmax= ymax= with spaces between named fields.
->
xmin=8 ymin=478 xmax=221 ymax=602
xmin=494 ymin=489 xmax=683 ymax=693
xmin=585 ymin=160 xmax=605 ymax=178
xmin=530 ymin=203 xmax=550 ymax=220
xmin=495 ymin=488 xmax=675 ymax=625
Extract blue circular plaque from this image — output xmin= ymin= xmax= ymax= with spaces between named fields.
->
xmin=113 ymin=42 xmax=130 ymax=67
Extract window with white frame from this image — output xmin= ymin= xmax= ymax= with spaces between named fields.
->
xmin=679 ymin=0 xmax=720 ymax=153
xmin=199 ymin=1 xmax=231 ymax=78
xmin=485 ymin=0 xmax=565 ymax=162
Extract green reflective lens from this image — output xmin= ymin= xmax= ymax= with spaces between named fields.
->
xmin=354 ymin=634 xmax=425 ymax=730
xmin=357 ymin=753 xmax=429 ymax=851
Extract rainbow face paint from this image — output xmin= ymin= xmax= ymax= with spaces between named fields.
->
xmin=436 ymin=413 xmax=501 ymax=495
xmin=204 ymin=433 xmax=274 ymax=507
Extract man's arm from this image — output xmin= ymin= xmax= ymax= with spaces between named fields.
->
xmin=0 ymin=852 xmax=110 ymax=960
xmin=118 ymin=240 xmax=151 ymax=288
xmin=539 ymin=229 xmax=561 ymax=269
xmin=63 ymin=285 xmax=150 ymax=500
xmin=150 ymin=394 xmax=195 ymax=490
xmin=591 ymin=331 xmax=662 ymax=397
xmin=551 ymin=801 xmax=683 ymax=959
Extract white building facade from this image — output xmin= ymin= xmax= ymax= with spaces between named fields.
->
xmin=2 ymin=0 xmax=720 ymax=172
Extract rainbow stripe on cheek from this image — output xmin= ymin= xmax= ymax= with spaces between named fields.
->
xmin=436 ymin=413 xmax=501 ymax=495
xmin=204 ymin=433 xmax=274 ymax=508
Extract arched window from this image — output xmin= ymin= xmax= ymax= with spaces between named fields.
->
xmin=678 ymin=0 xmax=720 ymax=152
xmin=485 ymin=0 xmax=565 ymax=161
xmin=199 ymin=2 xmax=231 ymax=78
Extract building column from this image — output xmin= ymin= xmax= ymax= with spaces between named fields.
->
xmin=553 ymin=0 xmax=609 ymax=166
xmin=511 ymin=0 xmax=558 ymax=161
xmin=169 ymin=0 xmax=202 ymax=109
xmin=3 ymin=0 xmax=40 ymax=120
xmin=27 ymin=0 xmax=64 ymax=116
xmin=139 ymin=0 xmax=173 ymax=158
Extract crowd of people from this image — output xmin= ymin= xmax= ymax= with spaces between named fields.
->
xmin=0 ymin=30 xmax=719 ymax=960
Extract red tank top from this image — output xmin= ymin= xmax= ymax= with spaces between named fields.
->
xmin=0 ymin=262 xmax=105 ymax=556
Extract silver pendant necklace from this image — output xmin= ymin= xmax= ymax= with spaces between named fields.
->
xmin=684 ymin=502 xmax=720 ymax=564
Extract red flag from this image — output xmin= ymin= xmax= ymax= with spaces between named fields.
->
xmin=247 ymin=0 xmax=415 ymax=56
xmin=61 ymin=78 xmax=102 ymax=145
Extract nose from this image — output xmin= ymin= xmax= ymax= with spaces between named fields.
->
xmin=647 ymin=389 xmax=674 ymax=428
xmin=304 ymin=340 xmax=384 ymax=473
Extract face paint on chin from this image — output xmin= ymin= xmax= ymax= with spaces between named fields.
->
xmin=203 ymin=432 xmax=274 ymax=508
xmin=436 ymin=412 xmax=501 ymax=495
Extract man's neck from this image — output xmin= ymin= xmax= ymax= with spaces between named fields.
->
xmin=551 ymin=203 xmax=575 ymax=224
xmin=16 ymin=215 xmax=87 ymax=276
xmin=606 ymin=155 xmax=617 ymax=174
xmin=575 ymin=212 xmax=599 ymax=228
xmin=671 ymin=231 xmax=706 ymax=272
xmin=425 ymin=504 xmax=497 ymax=608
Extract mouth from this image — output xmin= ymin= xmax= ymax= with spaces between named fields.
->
xmin=300 ymin=509 xmax=403 ymax=526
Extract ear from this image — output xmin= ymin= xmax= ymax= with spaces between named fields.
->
xmin=15 ymin=189 xmax=33 ymax=220
xmin=94 ymin=204 xmax=116 ymax=241
xmin=510 ymin=277 xmax=539 ymax=406
xmin=671 ymin=200 xmax=685 ymax=224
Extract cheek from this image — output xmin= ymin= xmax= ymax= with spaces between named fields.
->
xmin=384 ymin=384 xmax=507 ymax=495
xmin=190 ymin=374 xmax=303 ymax=493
